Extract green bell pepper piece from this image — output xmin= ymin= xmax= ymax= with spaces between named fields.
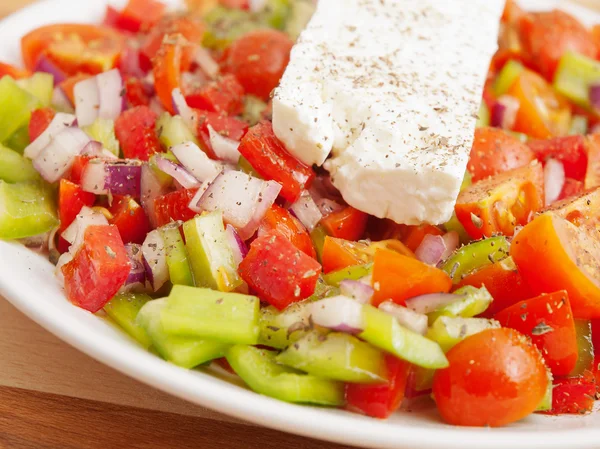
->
xmin=17 ymin=72 xmax=54 ymax=107
xmin=310 ymin=225 xmax=327 ymax=263
xmin=427 ymin=285 xmax=494 ymax=324
xmin=156 ymin=113 xmax=199 ymax=149
xmin=137 ymin=299 xmax=229 ymax=369
xmin=553 ymin=51 xmax=600 ymax=109
xmin=441 ymin=236 xmax=510 ymax=283
xmin=257 ymin=0 xmax=291 ymax=29
xmin=0 ymin=181 xmax=58 ymax=239
xmin=203 ymin=7 xmax=259 ymax=50
xmin=4 ymin=125 xmax=30 ymax=154
xmin=307 ymin=276 xmax=339 ymax=301
xmin=226 ymin=345 xmax=345 ymax=406
xmin=160 ymin=285 xmax=260 ymax=345
xmin=183 ymin=211 xmax=241 ymax=291
xmin=0 ymin=76 xmax=40 ymax=143
xmin=323 ymin=263 xmax=372 ymax=287
xmin=159 ymin=223 xmax=194 ymax=287
xmin=0 ymin=144 xmax=40 ymax=183
xmin=258 ymin=302 xmax=313 ymax=349
xmin=359 ymin=305 xmax=449 ymax=369
xmin=494 ymin=60 xmax=525 ymax=96
xmin=276 ymin=330 xmax=387 ymax=383
xmin=570 ymin=319 xmax=594 ymax=377
xmin=104 ymin=293 xmax=153 ymax=348
xmin=476 ymin=102 xmax=490 ymax=128
xmin=427 ymin=316 xmax=500 ymax=353
xmin=83 ymin=118 xmax=120 ymax=157
xmin=536 ymin=374 xmax=554 ymax=412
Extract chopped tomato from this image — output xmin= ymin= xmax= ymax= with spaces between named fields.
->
xmin=401 ymin=224 xmax=444 ymax=253
xmin=468 ymin=127 xmax=536 ymax=183
xmin=238 ymin=121 xmax=315 ymax=203
xmin=58 ymin=73 xmax=91 ymax=106
xmin=153 ymin=34 xmax=193 ymax=114
xmin=196 ymin=111 xmax=249 ymax=159
xmin=0 ymin=62 xmax=31 ymax=79
xmin=124 ymin=76 xmax=150 ymax=107
xmin=545 ymin=375 xmax=596 ymax=415
xmin=115 ymin=106 xmax=162 ymax=161
xmin=68 ymin=155 xmax=92 ymax=185
xmin=186 ymin=74 xmax=245 ymax=116
xmin=433 ymin=328 xmax=548 ymax=427
xmin=239 ymin=233 xmax=322 ymax=311
xmin=258 ymin=204 xmax=315 ymax=258
xmin=519 ymin=10 xmax=597 ymax=81
xmin=320 ymin=206 xmax=368 ymax=242
xmin=345 ymin=355 xmax=411 ymax=419
xmin=455 ymin=161 xmax=544 ymax=240
xmin=511 ymin=213 xmax=600 ymax=319
xmin=528 ymin=135 xmax=588 ymax=181
xmin=109 ymin=196 xmax=150 ymax=245
xmin=58 ymin=179 xmax=96 ymax=231
xmin=321 ymin=237 xmax=372 ymax=274
xmin=559 ymin=178 xmax=584 ymax=201
xmin=456 ymin=258 xmax=533 ymax=318
xmin=21 ymin=24 xmax=125 ymax=75
xmin=110 ymin=0 xmax=166 ymax=33
xmin=219 ymin=0 xmax=249 ymax=8
xmin=28 ymin=108 xmax=56 ymax=142
xmin=585 ymin=134 xmax=600 ymax=190
xmin=222 ymin=29 xmax=293 ymax=100
xmin=371 ymin=249 xmax=452 ymax=307
xmin=61 ymin=225 xmax=131 ymax=312
xmin=542 ymin=187 xmax=600 ymax=229
xmin=154 ymin=188 xmax=199 ymax=228
xmin=507 ymin=69 xmax=571 ymax=139
xmin=495 ymin=291 xmax=577 ymax=376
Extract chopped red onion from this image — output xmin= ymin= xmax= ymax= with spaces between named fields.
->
xmin=225 ymin=224 xmax=248 ymax=267
xmin=405 ymin=292 xmax=461 ymax=315
xmin=97 ymin=69 xmax=124 ymax=121
xmin=81 ymin=141 xmax=103 ymax=156
xmin=316 ymin=198 xmax=344 ymax=216
xmin=121 ymin=244 xmax=147 ymax=292
xmin=140 ymin=163 xmax=169 ymax=228
xmin=33 ymin=127 xmax=91 ymax=183
xmin=491 ymin=95 xmax=519 ymax=130
xmin=290 ymin=191 xmax=322 ymax=232
xmin=74 ymin=76 xmax=100 ymax=127
xmin=142 ymin=229 xmax=169 ymax=291
xmin=195 ymin=170 xmax=281 ymax=240
xmin=441 ymin=231 xmax=459 ymax=261
xmin=339 ymin=279 xmax=374 ymax=304
xmin=24 ymin=112 xmax=76 ymax=159
xmin=34 ymin=55 xmax=67 ymax=84
xmin=310 ymin=295 xmax=365 ymax=334
xmin=52 ymin=86 xmax=75 ymax=111
xmin=61 ymin=206 xmax=109 ymax=253
xmin=544 ymin=158 xmax=565 ymax=205
xmin=155 ymin=155 xmax=201 ymax=189
xmin=208 ymin=125 xmax=241 ymax=164
xmin=105 ymin=163 xmax=142 ymax=197
xmin=194 ymin=47 xmax=220 ymax=79
xmin=188 ymin=179 xmax=214 ymax=213
xmin=81 ymin=160 xmax=109 ymax=195
xmin=415 ymin=234 xmax=446 ymax=266
xmin=589 ymin=84 xmax=600 ymax=110
xmin=171 ymin=87 xmax=198 ymax=132
xmin=171 ymin=142 xmax=222 ymax=182
xmin=379 ymin=301 xmax=429 ymax=335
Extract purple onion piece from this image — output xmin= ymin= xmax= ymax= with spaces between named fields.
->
xmin=590 ymin=84 xmax=600 ymax=110
xmin=155 ymin=155 xmax=201 ymax=189
xmin=415 ymin=234 xmax=446 ymax=266
xmin=34 ymin=55 xmax=67 ymax=84
xmin=105 ymin=163 xmax=142 ymax=197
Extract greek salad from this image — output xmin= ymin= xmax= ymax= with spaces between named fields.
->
xmin=1 ymin=0 xmax=600 ymax=427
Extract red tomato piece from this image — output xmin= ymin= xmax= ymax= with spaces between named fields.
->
xmin=186 ymin=74 xmax=245 ymax=116
xmin=345 ymin=355 xmax=411 ymax=419
xmin=546 ymin=375 xmax=596 ymax=415
xmin=28 ymin=107 xmax=56 ymax=142
xmin=61 ymin=225 xmax=131 ymax=312
xmin=222 ymin=29 xmax=293 ymax=100
xmin=58 ymin=179 xmax=96 ymax=231
xmin=433 ymin=328 xmax=548 ymax=427
xmin=115 ymin=106 xmax=162 ymax=161
xmin=124 ymin=76 xmax=150 ymax=107
xmin=320 ymin=206 xmax=368 ymax=242
xmin=258 ymin=204 xmax=315 ymax=258
xmin=519 ymin=10 xmax=597 ymax=81
xmin=0 ymin=62 xmax=31 ymax=79
xmin=109 ymin=196 xmax=150 ymax=244
xmin=371 ymin=249 xmax=452 ymax=307
xmin=495 ymin=291 xmax=578 ymax=376
xmin=113 ymin=0 xmax=166 ymax=33
xmin=68 ymin=155 xmax=92 ymax=185
xmin=196 ymin=111 xmax=249 ymax=159
xmin=321 ymin=237 xmax=372 ymax=274
xmin=239 ymin=233 xmax=322 ymax=310
xmin=468 ymin=127 xmax=536 ymax=183
xmin=238 ymin=121 xmax=315 ymax=203
xmin=154 ymin=188 xmax=199 ymax=228
xmin=528 ymin=135 xmax=588 ymax=181
xmin=401 ymin=224 xmax=444 ymax=253
xmin=558 ymin=178 xmax=584 ymax=201
xmin=219 ymin=0 xmax=249 ymax=8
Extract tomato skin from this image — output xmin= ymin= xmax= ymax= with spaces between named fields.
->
xmin=124 ymin=76 xmax=150 ymax=107
xmin=320 ymin=207 xmax=368 ymax=242
xmin=21 ymin=24 xmax=125 ymax=75
xmin=345 ymin=355 xmax=411 ymax=419
xmin=28 ymin=108 xmax=56 ymax=143
xmin=239 ymin=233 xmax=322 ymax=311
xmin=519 ymin=10 xmax=597 ymax=81
xmin=238 ymin=121 xmax=315 ymax=203
xmin=154 ymin=188 xmax=199 ymax=228
xmin=258 ymin=204 xmax=316 ymax=258
xmin=455 ymin=161 xmax=544 ymax=240
xmin=109 ymin=196 xmax=150 ymax=245
xmin=468 ymin=128 xmax=536 ymax=183
xmin=546 ymin=375 xmax=596 ymax=415
xmin=371 ymin=249 xmax=452 ymax=307
xmin=0 ymin=62 xmax=31 ymax=79
xmin=186 ymin=74 xmax=245 ymax=116
xmin=115 ymin=106 xmax=162 ymax=161
xmin=321 ymin=237 xmax=371 ymax=274
xmin=528 ymin=135 xmax=588 ymax=181
xmin=59 ymin=179 xmax=96 ymax=231
xmin=495 ymin=291 xmax=578 ymax=376
xmin=196 ymin=111 xmax=249 ymax=159
xmin=433 ymin=328 xmax=548 ymax=427
xmin=222 ymin=30 xmax=293 ymax=100
xmin=511 ymin=213 xmax=600 ymax=319
xmin=62 ymin=225 xmax=131 ymax=313
xmin=456 ymin=259 xmax=534 ymax=318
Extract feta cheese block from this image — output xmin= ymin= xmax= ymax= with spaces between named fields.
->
xmin=272 ymin=0 xmax=504 ymax=224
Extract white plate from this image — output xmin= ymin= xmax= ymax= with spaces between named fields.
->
xmin=1 ymin=1 xmax=600 ymax=448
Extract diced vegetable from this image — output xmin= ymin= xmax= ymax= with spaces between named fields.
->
xmin=83 ymin=118 xmax=120 ymax=156
xmin=258 ymin=303 xmax=312 ymax=349
xmin=5 ymin=125 xmax=30 ymax=154
xmin=276 ymin=331 xmax=387 ymax=383
xmin=553 ymin=51 xmax=600 ymax=109
xmin=427 ymin=316 xmax=500 ymax=352
xmin=426 ymin=285 xmax=494 ymax=324
xmin=0 ymin=144 xmax=40 ymax=183
xmin=104 ymin=292 xmax=152 ymax=348
xmin=17 ymin=72 xmax=54 ymax=107
xmin=109 ymin=196 xmax=150 ymax=245
xmin=156 ymin=112 xmax=199 ymax=149
xmin=0 ymin=76 xmax=40 ymax=143
xmin=570 ymin=319 xmax=594 ymax=377
xmin=160 ymin=285 xmax=260 ymax=345
xmin=476 ymin=102 xmax=490 ymax=128
xmin=493 ymin=59 xmax=525 ymax=96
xmin=441 ymin=236 xmax=510 ymax=283
xmin=320 ymin=206 xmax=369 ymax=242
xmin=323 ymin=263 xmax=372 ymax=287
xmin=226 ymin=345 xmax=345 ymax=406
xmin=159 ymin=222 xmax=194 ymax=287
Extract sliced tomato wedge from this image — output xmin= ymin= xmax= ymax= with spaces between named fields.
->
xmin=109 ymin=196 xmax=150 ymax=245
xmin=115 ymin=106 xmax=162 ymax=161
xmin=154 ymin=188 xmax=199 ymax=228
xmin=28 ymin=107 xmax=56 ymax=142
xmin=258 ymin=203 xmax=315 ymax=258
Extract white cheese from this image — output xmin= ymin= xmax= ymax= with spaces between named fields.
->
xmin=272 ymin=0 xmax=504 ymax=224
